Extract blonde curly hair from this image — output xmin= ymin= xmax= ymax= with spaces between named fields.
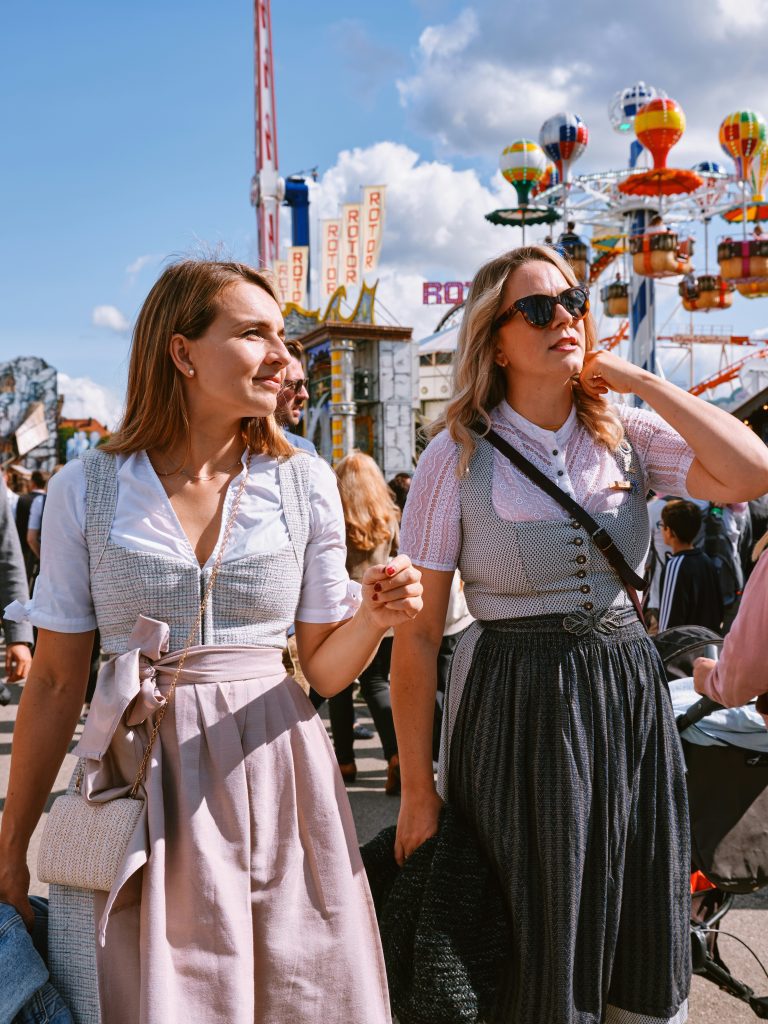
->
xmin=431 ymin=245 xmax=625 ymax=474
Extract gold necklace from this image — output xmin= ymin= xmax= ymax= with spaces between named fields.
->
xmin=155 ymin=457 xmax=243 ymax=482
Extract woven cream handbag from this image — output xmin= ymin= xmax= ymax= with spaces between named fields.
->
xmin=37 ymin=453 xmax=251 ymax=891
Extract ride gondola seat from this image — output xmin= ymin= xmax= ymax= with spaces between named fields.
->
xmin=630 ymin=232 xmax=694 ymax=277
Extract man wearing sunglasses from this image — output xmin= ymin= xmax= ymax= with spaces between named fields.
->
xmin=275 ymin=339 xmax=317 ymax=455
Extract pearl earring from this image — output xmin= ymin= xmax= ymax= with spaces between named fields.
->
xmin=188 ymin=369 xmax=195 ymax=377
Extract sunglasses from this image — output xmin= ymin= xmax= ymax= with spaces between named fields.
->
xmin=282 ymin=378 xmax=309 ymax=393
xmin=493 ymin=286 xmax=590 ymax=331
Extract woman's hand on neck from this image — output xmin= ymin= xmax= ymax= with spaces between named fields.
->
xmin=504 ymin=377 xmax=575 ymax=433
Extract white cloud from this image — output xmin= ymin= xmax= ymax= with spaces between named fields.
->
xmin=393 ymin=1 xmax=768 ymax=171
xmin=57 ymin=373 xmax=122 ymax=429
xmin=716 ymin=0 xmax=768 ymax=32
xmin=92 ymin=304 xmax=130 ymax=332
xmin=397 ymin=19 xmax=589 ymax=157
xmin=310 ymin=141 xmax=526 ymax=340
xmin=750 ymin=326 xmax=768 ymax=340
xmin=418 ymin=8 xmax=478 ymax=61
xmin=125 ymin=253 xmax=160 ymax=279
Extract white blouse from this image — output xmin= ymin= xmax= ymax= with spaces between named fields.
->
xmin=400 ymin=401 xmax=695 ymax=571
xmin=6 ymin=450 xmax=360 ymax=633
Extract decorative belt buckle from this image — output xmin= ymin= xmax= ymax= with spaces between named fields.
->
xmin=609 ymin=480 xmax=632 ymax=491
xmin=563 ymin=608 xmax=625 ymax=636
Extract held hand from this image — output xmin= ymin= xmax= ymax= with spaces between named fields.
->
xmin=0 ymin=854 xmax=33 ymax=931
xmin=5 ymin=644 xmax=32 ymax=683
xmin=579 ymin=350 xmax=650 ymax=398
xmin=693 ymin=656 xmax=717 ymax=696
xmin=394 ymin=788 xmax=443 ymax=866
xmin=360 ymin=556 xmax=423 ymax=629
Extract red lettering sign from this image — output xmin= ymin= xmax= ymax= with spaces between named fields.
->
xmin=422 ymin=281 xmax=473 ymax=304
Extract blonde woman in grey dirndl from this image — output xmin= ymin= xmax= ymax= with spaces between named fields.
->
xmin=0 ymin=260 xmax=423 ymax=1024
xmin=390 ymin=245 xmax=768 ymax=1024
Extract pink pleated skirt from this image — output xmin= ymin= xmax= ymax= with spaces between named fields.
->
xmin=90 ymin=646 xmax=391 ymax=1024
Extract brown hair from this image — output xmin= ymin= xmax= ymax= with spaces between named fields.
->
xmin=431 ymin=245 xmax=624 ymax=474
xmin=335 ymin=451 xmax=400 ymax=552
xmin=104 ymin=259 xmax=294 ymax=459
xmin=285 ymin=339 xmax=305 ymax=362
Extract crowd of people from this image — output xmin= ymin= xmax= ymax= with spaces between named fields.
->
xmin=0 ymin=246 xmax=767 ymax=1024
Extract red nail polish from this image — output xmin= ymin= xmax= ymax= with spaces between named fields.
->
xmin=374 ymin=583 xmax=382 ymax=592
xmin=372 ymin=593 xmax=379 ymax=601
xmin=385 ymin=566 xmax=396 ymax=577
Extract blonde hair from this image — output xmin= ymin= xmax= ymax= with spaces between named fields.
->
xmin=104 ymin=259 xmax=294 ymax=459
xmin=335 ymin=451 xmax=400 ymax=552
xmin=432 ymin=245 xmax=624 ymax=474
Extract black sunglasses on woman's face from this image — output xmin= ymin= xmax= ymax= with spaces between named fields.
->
xmin=492 ymin=286 xmax=590 ymax=332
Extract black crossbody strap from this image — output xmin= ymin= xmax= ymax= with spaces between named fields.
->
xmin=474 ymin=426 xmax=646 ymax=619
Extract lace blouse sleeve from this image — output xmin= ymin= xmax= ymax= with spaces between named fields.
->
xmin=399 ymin=431 xmax=462 ymax=571
xmin=618 ymin=404 xmax=695 ymax=498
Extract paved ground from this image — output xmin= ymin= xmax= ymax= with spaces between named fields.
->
xmin=2 ymin=674 xmax=767 ymax=1022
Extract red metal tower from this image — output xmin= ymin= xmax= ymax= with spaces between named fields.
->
xmin=250 ymin=0 xmax=282 ymax=268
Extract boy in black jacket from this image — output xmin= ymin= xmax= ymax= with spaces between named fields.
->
xmin=658 ymin=500 xmax=723 ymax=633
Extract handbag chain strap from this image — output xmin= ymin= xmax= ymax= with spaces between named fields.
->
xmin=472 ymin=425 xmax=646 ymax=622
xmin=76 ymin=450 xmax=252 ymax=800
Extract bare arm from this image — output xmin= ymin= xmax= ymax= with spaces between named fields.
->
xmin=391 ymin=567 xmax=453 ymax=865
xmin=0 ymin=629 xmax=93 ymax=927
xmin=581 ymin=352 xmax=768 ymax=502
xmin=694 ymin=553 xmax=768 ymax=707
xmin=296 ymin=555 xmax=422 ymax=698
xmin=26 ymin=529 xmax=41 ymax=558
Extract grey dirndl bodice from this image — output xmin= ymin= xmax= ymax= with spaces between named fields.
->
xmin=438 ymin=435 xmax=650 ymax=798
xmin=80 ymin=448 xmax=311 ymax=654
xmin=458 ymin=435 xmax=649 ymax=620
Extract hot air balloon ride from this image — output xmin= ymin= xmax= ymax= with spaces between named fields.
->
xmin=619 ymin=97 xmax=703 ymax=198
xmin=722 ymin=139 xmax=768 ymax=223
xmin=531 ymin=161 xmax=559 ymax=199
xmin=678 ymin=274 xmax=735 ymax=312
xmin=719 ymin=110 xmax=766 ymax=181
xmin=600 ymin=275 xmax=630 ymax=317
xmin=485 ymin=139 xmax=559 ymax=241
xmin=717 ymin=112 xmax=768 ymax=291
xmin=539 ymin=112 xmax=589 ymax=182
xmin=538 ymin=111 xmax=588 ymax=227
xmin=668 ymin=159 xmax=734 ymax=311
xmin=620 ymin=98 xmax=699 ymax=277
xmin=590 ymin=231 xmax=627 ymax=282
xmin=718 ymin=233 xmax=768 ymax=281
xmin=719 ymin=110 xmax=768 ymax=231
xmin=608 ymin=81 xmax=657 ymax=135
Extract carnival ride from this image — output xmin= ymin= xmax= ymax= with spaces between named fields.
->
xmin=482 ymin=85 xmax=768 ymax=407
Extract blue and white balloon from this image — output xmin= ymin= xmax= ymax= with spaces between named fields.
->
xmin=608 ymin=82 xmax=658 ymax=134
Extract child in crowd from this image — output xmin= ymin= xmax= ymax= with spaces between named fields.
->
xmin=659 ymin=499 xmax=723 ymax=632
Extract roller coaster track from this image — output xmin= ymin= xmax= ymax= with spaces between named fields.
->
xmin=598 ymin=320 xmax=629 ymax=350
xmin=688 ymin=346 xmax=768 ymax=396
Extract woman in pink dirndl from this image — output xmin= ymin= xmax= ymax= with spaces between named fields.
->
xmin=0 ymin=260 xmax=422 ymax=1024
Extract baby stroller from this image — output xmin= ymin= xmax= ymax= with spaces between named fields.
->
xmin=655 ymin=626 xmax=768 ymax=1018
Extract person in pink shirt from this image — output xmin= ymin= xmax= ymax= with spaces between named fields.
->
xmin=694 ymin=551 xmax=768 ymax=724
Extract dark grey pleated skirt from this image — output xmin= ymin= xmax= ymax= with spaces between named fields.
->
xmin=447 ymin=612 xmax=691 ymax=1024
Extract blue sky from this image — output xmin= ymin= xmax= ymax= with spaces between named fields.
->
xmin=2 ymin=0 xmax=768 ymax=422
